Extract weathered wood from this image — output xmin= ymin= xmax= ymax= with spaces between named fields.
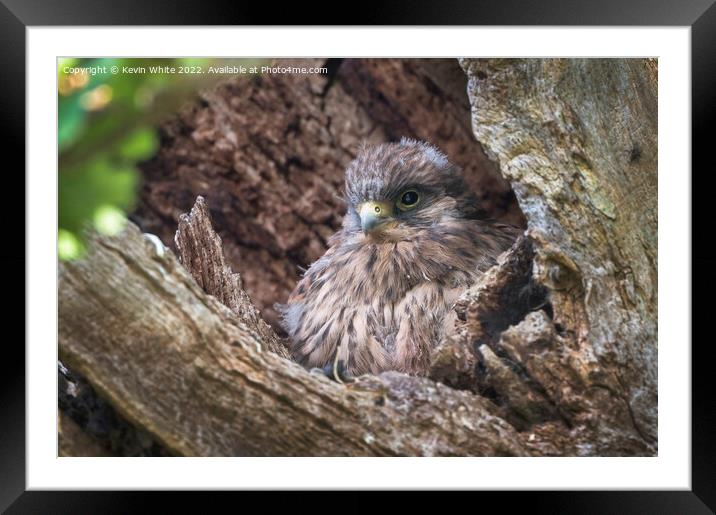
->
xmin=174 ymin=196 xmax=289 ymax=358
xmin=59 ymin=358 xmax=170 ymax=456
xmin=58 ymin=222 xmax=531 ymax=457
xmin=459 ymin=58 xmax=657 ymax=455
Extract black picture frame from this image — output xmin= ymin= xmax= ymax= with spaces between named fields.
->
xmin=3 ymin=1 xmax=713 ymax=512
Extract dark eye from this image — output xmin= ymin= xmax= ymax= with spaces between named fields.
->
xmin=397 ymin=189 xmax=420 ymax=211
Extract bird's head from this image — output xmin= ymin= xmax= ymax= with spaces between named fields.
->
xmin=343 ymin=139 xmax=477 ymax=241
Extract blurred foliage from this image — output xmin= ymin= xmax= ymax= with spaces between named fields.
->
xmin=58 ymin=57 xmax=262 ymax=260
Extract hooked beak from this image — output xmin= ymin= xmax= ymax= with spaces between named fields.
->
xmin=358 ymin=201 xmax=394 ymax=235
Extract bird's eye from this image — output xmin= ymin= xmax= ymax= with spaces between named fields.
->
xmin=397 ymin=189 xmax=420 ymax=211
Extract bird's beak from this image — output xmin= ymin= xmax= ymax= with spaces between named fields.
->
xmin=358 ymin=201 xmax=394 ymax=234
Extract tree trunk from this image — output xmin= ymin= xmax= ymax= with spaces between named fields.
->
xmin=59 ymin=58 xmax=657 ymax=457
xmin=459 ymin=58 xmax=657 ymax=455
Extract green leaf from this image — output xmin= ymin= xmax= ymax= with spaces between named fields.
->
xmin=93 ymin=204 xmax=127 ymax=235
xmin=58 ymin=229 xmax=85 ymax=261
xmin=58 ymin=95 xmax=86 ymax=150
xmin=58 ymin=157 xmax=139 ymax=236
xmin=117 ymin=127 xmax=159 ymax=161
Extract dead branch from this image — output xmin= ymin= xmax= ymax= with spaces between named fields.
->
xmin=174 ymin=196 xmax=289 ymax=358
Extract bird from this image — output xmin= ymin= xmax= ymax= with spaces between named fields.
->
xmin=279 ymin=139 xmax=520 ymax=381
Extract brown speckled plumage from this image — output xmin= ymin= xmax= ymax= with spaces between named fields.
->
xmin=280 ymin=139 xmax=519 ymax=376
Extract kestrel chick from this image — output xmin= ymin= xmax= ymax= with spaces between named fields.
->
xmin=280 ymin=139 xmax=519 ymax=379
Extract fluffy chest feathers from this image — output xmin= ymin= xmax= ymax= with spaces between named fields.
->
xmin=281 ymin=219 xmax=516 ymax=376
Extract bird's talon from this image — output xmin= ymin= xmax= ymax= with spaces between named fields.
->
xmin=334 ymin=359 xmax=355 ymax=383
xmin=311 ymin=359 xmax=354 ymax=384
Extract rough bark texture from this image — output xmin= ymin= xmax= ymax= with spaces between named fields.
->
xmin=174 ymin=196 xmax=289 ymax=358
xmin=132 ymin=58 xmax=523 ymax=332
xmin=59 ymin=360 xmax=169 ymax=456
xmin=458 ymin=58 xmax=657 ymax=455
xmin=58 ymin=222 xmax=530 ymax=457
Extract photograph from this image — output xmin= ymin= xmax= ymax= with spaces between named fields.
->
xmin=1 ymin=4 xmax=708 ymax=508
xmin=56 ymin=56 xmax=658 ymax=458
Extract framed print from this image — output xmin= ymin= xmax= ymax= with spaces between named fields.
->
xmin=3 ymin=0 xmax=713 ymax=512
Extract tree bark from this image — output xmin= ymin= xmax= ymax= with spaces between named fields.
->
xmin=458 ymin=58 xmax=657 ymax=455
xmin=174 ymin=195 xmax=289 ymax=358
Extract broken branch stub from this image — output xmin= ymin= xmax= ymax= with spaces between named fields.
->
xmin=174 ymin=196 xmax=289 ymax=359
